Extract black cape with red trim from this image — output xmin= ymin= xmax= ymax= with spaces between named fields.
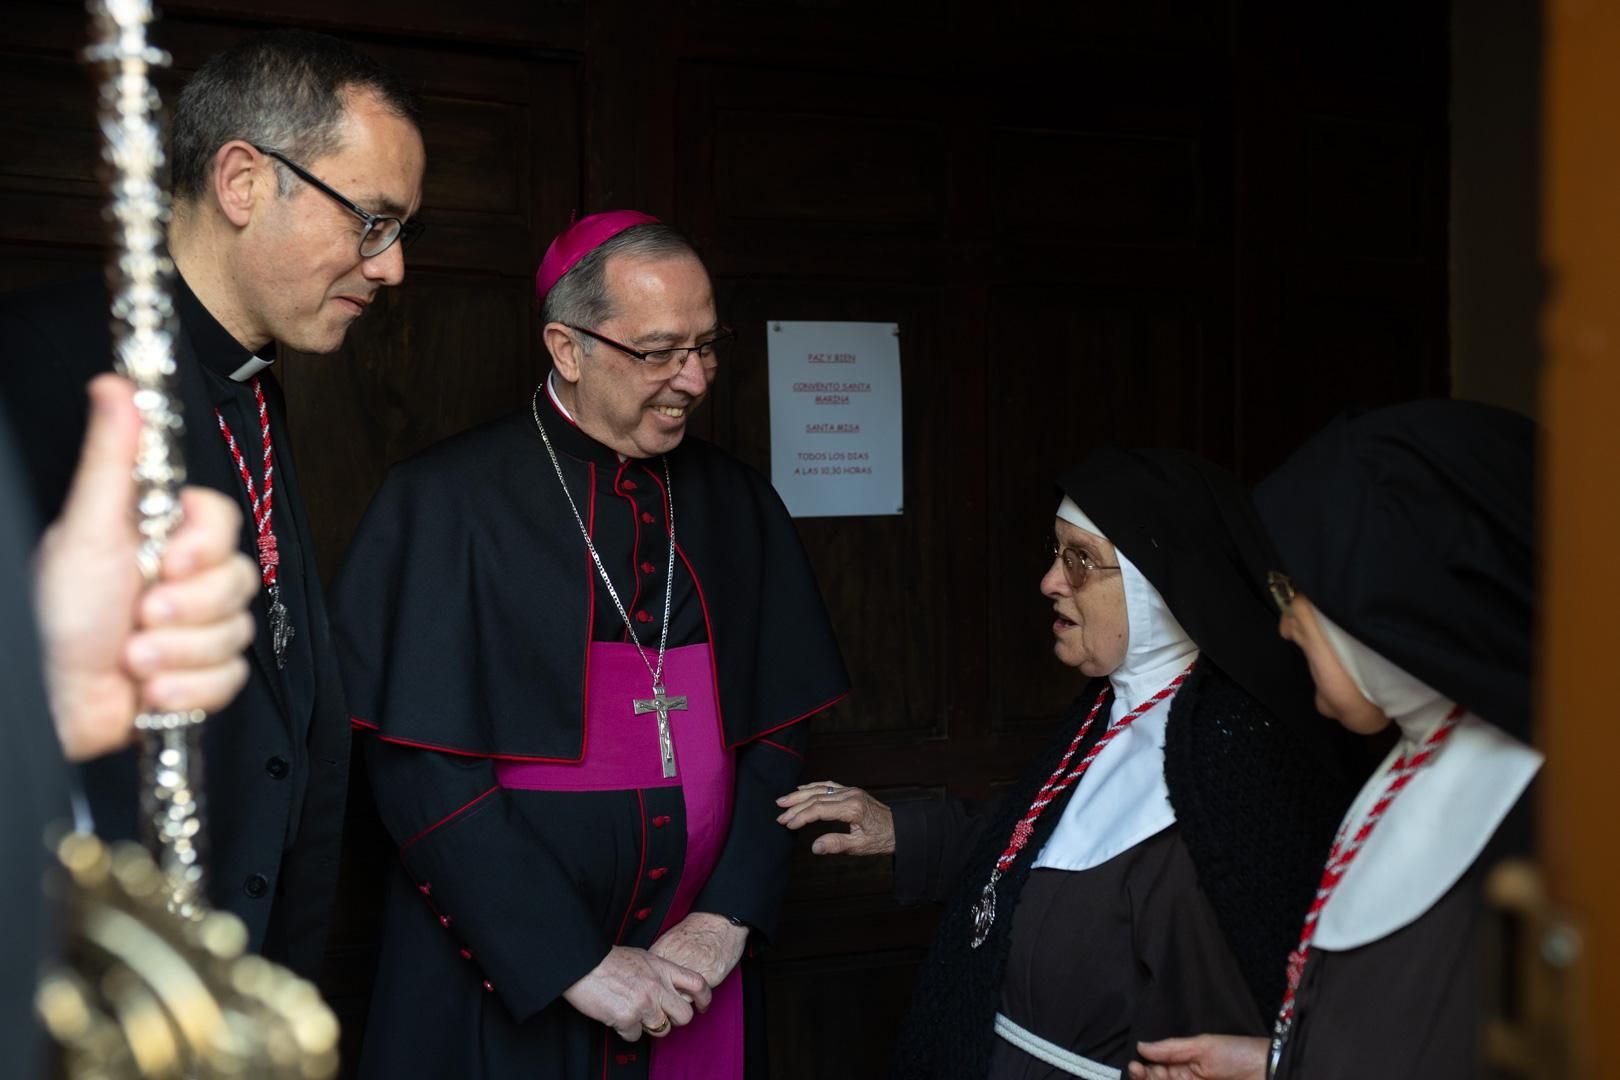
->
xmin=335 ymin=406 xmax=848 ymax=758
xmin=333 ymin=402 xmax=848 ymax=1079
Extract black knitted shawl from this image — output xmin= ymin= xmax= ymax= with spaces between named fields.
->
xmin=1162 ymin=660 xmax=1365 ymax=1020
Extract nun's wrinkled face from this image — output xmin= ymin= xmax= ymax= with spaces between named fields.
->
xmin=1278 ymin=593 xmax=1391 ymax=735
xmin=1042 ymin=518 xmax=1129 ymax=677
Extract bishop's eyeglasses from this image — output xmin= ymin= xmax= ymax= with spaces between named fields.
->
xmin=567 ymin=324 xmax=736 ymax=377
xmin=254 ymin=144 xmax=424 ymax=259
xmin=1049 ymin=537 xmax=1121 ymax=590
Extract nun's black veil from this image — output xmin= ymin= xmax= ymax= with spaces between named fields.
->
xmin=1059 ymin=446 xmax=1319 ymax=739
xmin=1255 ymin=400 xmax=1536 ymax=740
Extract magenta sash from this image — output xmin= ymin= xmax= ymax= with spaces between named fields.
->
xmin=494 ymin=643 xmax=743 ymax=1080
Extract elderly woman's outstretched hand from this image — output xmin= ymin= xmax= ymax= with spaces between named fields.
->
xmin=1126 ymin=1036 xmax=1268 ymax=1080
xmin=775 ymin=781 xmax=895 ymax=855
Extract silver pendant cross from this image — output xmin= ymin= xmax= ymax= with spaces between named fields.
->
xmin=633 ymin=684 xmax=687 ymax=778
xmin=267 ymin=582 xmax=294 ymax=670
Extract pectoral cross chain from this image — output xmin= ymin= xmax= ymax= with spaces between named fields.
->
xmin=633 ymin=684 xmax=687 ymax=778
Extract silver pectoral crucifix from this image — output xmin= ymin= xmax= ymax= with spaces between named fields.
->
xmin=633 ymin=684 xmax=687 ymax=778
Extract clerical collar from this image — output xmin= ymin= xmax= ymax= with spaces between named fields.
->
xmin=546 ymin=369 xmax=577 ymax=422
xmin=543 ymin=370 xmax=633 ymax=465
xmin=173 ymin=271 xmax=277 ymax=383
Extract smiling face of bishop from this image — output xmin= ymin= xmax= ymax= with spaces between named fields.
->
xmin=556 ymin=251 xmax=720 ymax=459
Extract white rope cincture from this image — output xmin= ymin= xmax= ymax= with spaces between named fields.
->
xmin=993 ymin=1013 xmax=1121 ymax=1080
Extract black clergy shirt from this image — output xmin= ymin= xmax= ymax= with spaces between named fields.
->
xmin=179 ymin=282 xmax=317 ymax=837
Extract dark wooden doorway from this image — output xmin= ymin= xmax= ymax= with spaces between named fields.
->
xmin=0 ymin=2 xmax=1449 ymax=1075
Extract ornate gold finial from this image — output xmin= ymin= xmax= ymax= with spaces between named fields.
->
xmin=39 ymin=834 xmax=341 ymax=1079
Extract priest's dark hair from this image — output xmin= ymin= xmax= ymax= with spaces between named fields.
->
xmin=170 ymin=29 xmax=422 ymax=202
xmin=539 ymin=224 xmax=702 ymax=341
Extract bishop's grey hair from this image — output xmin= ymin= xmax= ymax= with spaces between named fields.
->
xmin=170 ymin=29 xmax=421 ymax=202
xmin=540 ymin=224 xmax=702 ymax=347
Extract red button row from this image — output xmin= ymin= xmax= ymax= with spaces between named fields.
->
xmin=422 ymin=881 xmax=488 ymax=991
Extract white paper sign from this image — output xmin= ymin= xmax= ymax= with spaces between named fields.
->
xmin=767 ymin=320 xmax=904 ymax=518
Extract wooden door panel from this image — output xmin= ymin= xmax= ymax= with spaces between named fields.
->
xmin=677 ymin=62 xmax=954 ymax=281
xmin=278 ymin=270 xmax=539 ymax=576
xmin=992 ymin=128 xmax=1204 ymax=249
xmin=765 ymin=950 xmax=930 ymax=1080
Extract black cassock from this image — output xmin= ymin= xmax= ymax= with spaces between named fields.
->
xmin=334 ymin=395 xmax=848 ymax=1079
xmin=0 ymin=405 xmax=73 ymax=1080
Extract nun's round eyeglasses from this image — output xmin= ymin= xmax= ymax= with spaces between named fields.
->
xmin=1049 ymin=537 xmax=1120 ymax=590
xmin=254 ymin=145 xmax=424 ymax=259
xmin=1267 ymin=570 xmax=1298 ymax=614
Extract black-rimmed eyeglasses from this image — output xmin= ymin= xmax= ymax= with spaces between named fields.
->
xmin=254 ymin=144 xmax=423 ymax=259
xmin=567 ymin=323 xmax=735 ymax=376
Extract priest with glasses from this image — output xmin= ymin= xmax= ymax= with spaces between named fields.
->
xmin=335 ymin=212 xmax=849 ymax=1079
xmin=0 ymin=29 xmax=426 ymax=980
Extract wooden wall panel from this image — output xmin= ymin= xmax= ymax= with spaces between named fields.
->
xmin=992 ymin=129 xmax=1203 ymax=247
xmin=0 ymin=244 xmax=100 ymax=294
xmin=279 ymin=272 xmax=539 ymax=575
xmin=716 ymin=113 xmax=946 ymax=228
xmin=677 ymin=63 xmax=954 ymax=279
xmin=1301 ymin=115 xmax=1428 ymax=259
xmin=992 ymin=0 xmax=1228 ymax=49
xmin=163 ymin=0 xmax=584 ymax=50
xmin=764 ymin=950 xmax=931 ymax=1080
xmin=1231 ymin=2 xmax=1449 ymax=477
